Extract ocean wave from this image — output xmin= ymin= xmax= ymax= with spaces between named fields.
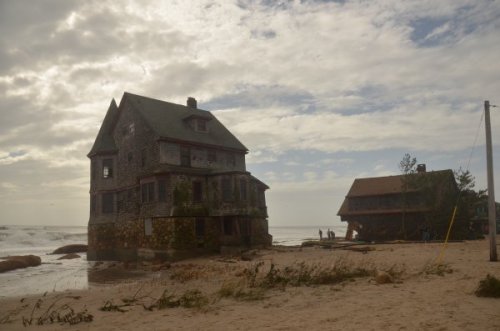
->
xmin=0 ymin=225 xmax=87 ymax=253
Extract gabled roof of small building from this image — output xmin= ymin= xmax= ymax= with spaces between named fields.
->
xmin=88 ymin=99 xmax=119 ymax=156
xmin=337 ymin=169 xmax=456 ymax=216
xmin=344 ymin=170 xmax=454 ymax=197
xmin=123 ymin=92 xmax=248 ymax=152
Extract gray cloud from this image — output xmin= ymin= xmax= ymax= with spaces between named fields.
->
xmin=1 ymin=0 xmax=500 ymax=226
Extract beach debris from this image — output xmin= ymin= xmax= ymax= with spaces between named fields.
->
xmin=51 ymin=244 xmax=88 ymax=255
xmin=152 ymin=261 xmax=171 ymax=272
xmin=240 ymin=260 xmax=375 ymax=289
xmin=143 ymin=289 xmax=209 ymax=310
xmin=475 ymin=274 xmax=500 ymax=298
xmin=0 ymin=255 xmax=41 ymax=273
xmin=22 ymin=296 xmax=92 ymax=326
xmin=241 ymin=250 xmax=258 ymax=261
xmin=422 ymin=263 xmax=453 ymax=276
xmin=100 ymin=300 xmax=129 ymax=312
xmin=57 ymin=253 xmax=81 ymax=260
xmin=342 ymin=246 xmax=375 ymax=253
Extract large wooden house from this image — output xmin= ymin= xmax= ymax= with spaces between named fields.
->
xmin=338 ymin=166 xmax=459 ymax=241
xmin=87 ymin=92 xmax=271 ymax=261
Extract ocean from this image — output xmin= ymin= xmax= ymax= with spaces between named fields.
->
xmin=0 ymin=224 xmax=346 ymax=298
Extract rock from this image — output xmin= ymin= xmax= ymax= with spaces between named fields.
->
xmin=375 ymin=271 xmax=393 ymax=284
xmin=52 ymin=244 xmax=88 ymax=254
xmin=0 ymin=255 xmax=42 ymax=273
xmin=57 ymin=253 xmax=81 ymax=260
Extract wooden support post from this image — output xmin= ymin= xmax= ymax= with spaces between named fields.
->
xmin=484 ymin=100 xmax=498 ymax=262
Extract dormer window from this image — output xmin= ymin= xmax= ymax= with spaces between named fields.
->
xmin=183 ymin=114 xmax=211 ymax=133
xmin=196 ymin=119 xmax=207 ymax=132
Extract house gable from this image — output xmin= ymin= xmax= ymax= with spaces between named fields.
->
xmin=88 ymin=99 xmax=119 ymax=157
xmin=122 ymin=92 xmax=248 ymax=152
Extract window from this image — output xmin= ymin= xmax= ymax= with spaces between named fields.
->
xmin=240 ymin=179 xmax=247 ymax=201
xmin=117 ymin=191 xmax=124 ymax=212
xmin=158 ymin=180 xmax=166 ymax=201
xmin=193 ymin=181 xmax=203 ymax=202
xmin=103 ymin=159 xmax=113 ymax=178
xmin=195 ymin=218 xmax=205 ymax=237
xmin=141 ymin=182 xmax=155 ymax=203
xmin=226 ymin=153 xmax=235 ymax=168
xmin=90 ymin=195 xmax=96 ymax=214
xmin=102 ymin=193 xmax=114 ymax=213
xmin=223 ymin=217 xmax=233 ymax=235
xmin=207 ymin=150 xmax=216 ymax=164
xmin=91 ymin=161 xmax=96 ymax=180
xmin=196 ymin=119 xmax=207 ymax=132
xmin=141 ymin=149 xmax=147 ymax=167
xmin=222 ymin=178 xmax=232 ymax=201
xmin=180 ymin=146 xmax=191 ymax=167
xmin=144 ymin=218 xmax=152 ymax=236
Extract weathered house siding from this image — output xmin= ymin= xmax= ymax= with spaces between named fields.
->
xmin=338 ymin=169 xmax=458 ymax=241
xmin=87 ymin=93 xmax=271 ymax=261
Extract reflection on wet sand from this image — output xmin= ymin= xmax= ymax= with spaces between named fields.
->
xmin=87 ymin=262 xmax=161 ymax=285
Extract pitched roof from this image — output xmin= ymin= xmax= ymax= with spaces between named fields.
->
xmin=337 ymin=170 xmax=456 ymax=216
xmin=344 ymin=170 xmax=454 ymax=197
xmin=88 ymin=99 xmax=119 ymax=156
xmin=123 ymin=92 xmax=248 ymax=152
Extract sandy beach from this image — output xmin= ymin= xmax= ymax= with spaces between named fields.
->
xmin=1 ymin=238 xmax=499 ymax=331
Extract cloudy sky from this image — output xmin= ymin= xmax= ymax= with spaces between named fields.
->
xmin=1 ymin=0 xmax=500 ymax=229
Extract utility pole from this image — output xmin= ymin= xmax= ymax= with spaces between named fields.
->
xmin=484 ymin=100 xmax=498 ymax=262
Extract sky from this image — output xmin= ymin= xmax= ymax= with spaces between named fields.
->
xmin=1 ymin=0 xmax=500 ymax=228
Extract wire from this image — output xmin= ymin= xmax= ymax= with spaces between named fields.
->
xmin=436 ymin=107 xmax=485 ymax=264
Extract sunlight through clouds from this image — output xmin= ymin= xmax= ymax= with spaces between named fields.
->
xmin=0 ymin=0 xmax=499 ymax=226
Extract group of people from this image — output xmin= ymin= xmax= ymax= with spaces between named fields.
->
xmin=319 ymin=228 xmax=335 ymax=241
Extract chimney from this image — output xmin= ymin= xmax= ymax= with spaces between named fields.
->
xmin=187 ymin=97 xmax=197 ymax=109
xmin=417 ymin=164 xmax=426 ymax=173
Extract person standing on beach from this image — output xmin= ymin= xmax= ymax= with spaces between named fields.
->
xmin=327 ymin=228 xmax=331 ymax=240
xmin=319 ymin=229 xmax=323 ymax=241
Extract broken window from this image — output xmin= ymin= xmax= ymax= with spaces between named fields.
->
xmin=141 ymin=182 xmax=155 ymax=203
xmin=103 ymin=159 xmax=113 ymax=178
xmin=180 ymin=146 xmax=191 ymax=167
xmin=158 ymin=180 xmax=166 ymax=201
xmin=222 ymin=178 xmax=232 ymax=201
xmin=141 ymin=149 xmax=147 ymax=167
xmin=240 ymin=179 xmax=247 ymax=201
xmin=195 ymin=218 xmax=205 ymax=237
xmin=226 ymin=153 xmax=235 ymax=168
xmin=207 ymin=150 xmax=216 ymax=164
xmin=223 ymin=217 xmax=233 ymax=235
xmin=102 ymin=193 xmax=114 ymax=213
xmin=193 ymin=181 xmax=203 ymax=202
xmin=144 ymin=218 xmax=152 ymax=236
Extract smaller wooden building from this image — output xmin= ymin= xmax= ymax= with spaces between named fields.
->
xmin=337 ymin=167 xmax=459 ymax=241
